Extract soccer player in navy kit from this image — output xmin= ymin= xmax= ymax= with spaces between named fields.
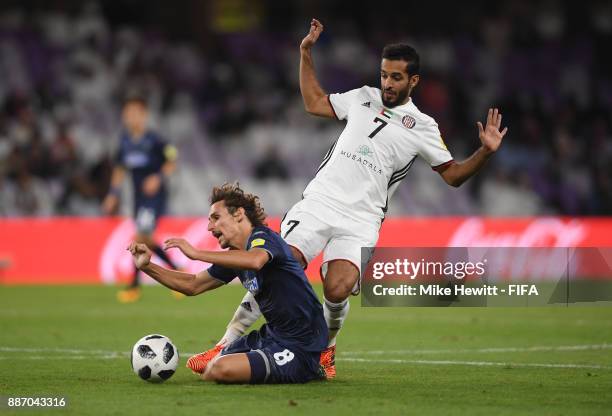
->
xmin=103 ymin=98 xmax=179 ymax=303
xmin=127 ymin=183 xmax=327 ymax=383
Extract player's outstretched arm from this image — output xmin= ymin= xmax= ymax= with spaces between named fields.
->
xmin=164 ymin=238 xmax=269 ymax=271
xmin=300 ymin=18 xmax=335 ymax=118
xmin=127 ymin=242 xmax=223 ymax=295
xmin=439 ymin=108 xmax=508 ymax=187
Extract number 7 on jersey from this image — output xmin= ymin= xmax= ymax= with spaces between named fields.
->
xmin=283 ymin=220 xmax=300 ymax=238
xmin=368 ymin=117 xmax=388 ymax=139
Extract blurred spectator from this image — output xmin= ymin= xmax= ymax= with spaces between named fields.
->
xmin=253 ymin=145 xmax=290 ymax=181
xmin=0 ymin=172 xmax=10 ymax=215
xmin=481 ymin=171 xmax=544 ymax=216
xmin=0 ymin=1 xmax=609 ymax=217
xmin=9 ymin=168 xmax=54 ymax=216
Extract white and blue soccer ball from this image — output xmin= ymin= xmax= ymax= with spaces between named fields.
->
xmin=131 ymin=334 xmax=179 ymax=383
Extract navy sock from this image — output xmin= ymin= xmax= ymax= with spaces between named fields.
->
xmin=128 ymin=267 xmax=140 ymax=288
xmin=152 ymin=245 xmax=178 ymax=269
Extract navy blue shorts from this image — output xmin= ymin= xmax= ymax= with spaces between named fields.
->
xmin=220 ymin=328 xmax=324 ymax=384
xmin=133 ymin=197 xmax=165 ymax=235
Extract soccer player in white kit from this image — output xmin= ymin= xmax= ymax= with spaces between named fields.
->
xmin=187 ymin=18 xmax=508 ymax=379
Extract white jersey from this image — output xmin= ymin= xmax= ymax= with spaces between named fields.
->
xmin=302 ymin=86 xmax=454 ymax=223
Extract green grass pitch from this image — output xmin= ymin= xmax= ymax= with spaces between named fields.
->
xmin=1 ymin=285 xmax=611 ymax=415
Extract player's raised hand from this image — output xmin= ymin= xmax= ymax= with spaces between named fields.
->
xmin=300 ymin=18 xmax=324 ymax=50
xmin=164 ymin=238 xmax=198 ymax=260
xmin=127 ymin=242 xmax=152 ymax=269
xmin=477 ymin=108 xmax=508 ymax=154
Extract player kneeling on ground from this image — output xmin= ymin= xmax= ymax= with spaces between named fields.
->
xmin=127 ymin=183 xmax=327 ymax=384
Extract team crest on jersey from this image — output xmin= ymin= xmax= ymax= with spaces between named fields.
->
xmin=356 ymin=145 xmax=374 ymax=157
xmin=402 ymin=115 xmax=416 ymax=129
xmin=243 ymin=274 xmax=260 ymax=294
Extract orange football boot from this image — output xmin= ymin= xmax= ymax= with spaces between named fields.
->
xmin=320 ymin=345 xmax=336 ymax=379
xmin=117 ymin=287 xmax=141 ymax=303
xmin=186 ymin=344 xmax=224 ymax=374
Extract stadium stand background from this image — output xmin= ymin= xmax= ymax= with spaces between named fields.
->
xmin=0 ymin=0 xmax=610 ymax=218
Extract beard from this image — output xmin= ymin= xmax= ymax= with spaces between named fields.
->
xmin=381 ymin=87 xmax=409 ymax=108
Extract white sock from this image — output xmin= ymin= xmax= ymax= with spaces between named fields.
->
xmin=323 ymin=298 xmax=350 ymax=348
xmin=217 ymin=291 xmax=261 ymax=346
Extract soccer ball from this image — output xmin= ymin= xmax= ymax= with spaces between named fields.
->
xmin=131 ymin=334 xmax=179 ymax=382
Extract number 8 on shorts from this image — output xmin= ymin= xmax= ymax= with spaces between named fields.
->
xmin=273 ymin=349 xmax=295 ymax=366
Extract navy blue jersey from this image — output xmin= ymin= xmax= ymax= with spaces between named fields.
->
xmin=115 ymin=130 xmax=173 ymax=202
xmin=208 ymin=226 xmax=327 ymax=353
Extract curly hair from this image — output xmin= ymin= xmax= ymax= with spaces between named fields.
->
xmin=210 ymin=182 xmax=267 ymax=227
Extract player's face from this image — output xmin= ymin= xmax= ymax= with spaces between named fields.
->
xmin=122 ymin=102 xmax=148 ymax=135
xmin=380 ymin=59 xmax=419 ymax=108
xmin=207 ymin=201 xmax=241 ymax=249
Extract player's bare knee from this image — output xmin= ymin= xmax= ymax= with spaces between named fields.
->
xmin=324 ymin=261 xmax=359 ymax=302
xmin=135 ymin=233 xmax=152 ymax=245
xmin=207 ymin=359 xmax=234 ymax=382
xmin=323 ymin=281 xmax=352 ymax=303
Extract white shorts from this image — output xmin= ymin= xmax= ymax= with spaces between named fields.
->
xmin=280 ymin=198 xmax=380 ymax=293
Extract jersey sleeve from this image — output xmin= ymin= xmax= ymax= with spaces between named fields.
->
xmin=248 ymin=230 xmax=285 ymax=264
xmin=417 ymin=122 xmax=454 ymax=171
xmin=162 ymin=143 xmax=178 ymax=163
xmin=207 ymin=264 xmax=238 ymax=284
xmin=152 ymin=135 xmax=178 ymax=164
xmin=328 ymin=87 xmax=362 ymax=120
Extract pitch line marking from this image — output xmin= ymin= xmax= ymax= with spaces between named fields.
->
xmin=341 ymin=343 xmax=612 ymax=356
xmin=1 ymin=345 xmax=611 ymax=370
xmin=1 ymin=354 xmax=609 ymax=370
xmin=0 ymin=346 xmax=126 ymax=355
xmin=338 ymin=357 xmax=612 ymax=370
xmin=3 ymin=343 xmax=611 ymax=357
xmin=0 ymin=355 xmax=124 ymax=360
